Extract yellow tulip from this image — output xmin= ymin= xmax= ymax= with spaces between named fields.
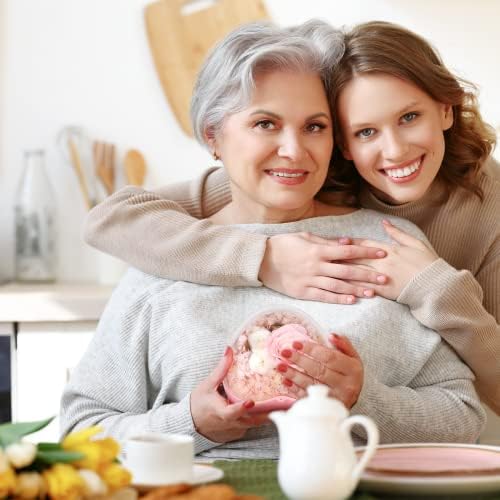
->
xmin=0 ymin=466 xmax=17 ymax=499
xmin=62 ymin=426 xmax=121 ymax=471
xmin=98 ymin=462 xmax=132 ymax=491
xmin=43 ymin=463 xmax=85 ymax=500
xmin=15 ymin=471 xmax=46 ymax=499
xmin=61 ymin=426 xmax=102 ymax=449
xmin=0 ymin=449 xmax=8 ymax=474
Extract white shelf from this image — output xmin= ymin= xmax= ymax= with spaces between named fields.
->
xmin=0 ymin=282 xmax=113 ymax=322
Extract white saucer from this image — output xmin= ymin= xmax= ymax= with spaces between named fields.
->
xmin=132 ymin=464 xmax=224 ymax=491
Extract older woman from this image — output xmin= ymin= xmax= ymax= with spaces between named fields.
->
xmin=61 ymin=21 xmax=484 ymax=459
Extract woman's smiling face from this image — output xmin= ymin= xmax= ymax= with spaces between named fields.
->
xmin=209 ymin=70 xmax=333 ymax=223
xmin=337 ymin=73 xmax=453 ymax=205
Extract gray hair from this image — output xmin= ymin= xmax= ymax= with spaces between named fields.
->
xmin=190 ymin=19 xmax=345 ymax=146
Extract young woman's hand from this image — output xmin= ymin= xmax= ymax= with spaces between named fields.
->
xmin=259 ymin=232 xmax=388 ymax=305
xmin=276 ymin=334 xmax=364 ymax=409
xmin=349 ymin=220 xmax=439 ymax=300
xmin=190 ymin=347 xmax=268 ymax=443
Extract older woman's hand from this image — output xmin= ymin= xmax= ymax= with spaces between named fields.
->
xmin=259 ymin=232 xmax=388 ymax=305
xmin=190 ymin=347 xmax=268 ymax=443
xmin=276 ymin=334 xmax=363 ymax=409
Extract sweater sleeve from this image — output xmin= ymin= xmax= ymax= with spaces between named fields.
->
xmin=83 ymin=167 xmax=267 ymax=286
xmin=397 ymin=257 xmax=500 ymax=414
xmin=351 ymin=340 xmax=485 ymax=444
xmin=59 ymin=280 xmax=218 ymax=454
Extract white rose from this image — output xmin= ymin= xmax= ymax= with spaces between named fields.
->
xmin=5 ymin=442 xmax=37 ymax=468
xmin=78 ymin=469 xmax=108 ymax=496
xmin=15 ymin=472 xmax=45 ymax=499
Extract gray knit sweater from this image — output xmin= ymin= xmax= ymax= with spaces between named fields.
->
xmin=61 ymin=210 xmax=485 ymax=459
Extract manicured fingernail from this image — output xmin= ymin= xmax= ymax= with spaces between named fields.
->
xmin=339 ymin=237 xmax=350 ymax=245
xmin=376 ymin=250 xmax=386 ymax=257
xmin=292 ymin=341 xmax=303 ymax=350
xmin=283 ymin=378 xmax=293 ymax=387
xmin=363 ymin=289 xmax=374 ymax=297
xmin=376 ymin=275 xmax=386 ymax=283
xmin=277 ymin=363 xmax=288 ymax=373
xmin=331 ymin=333 xmax=341 ymax=342
xmin=243 ymin=400 xmax=255 ymax=409
xmin=382 ymin=219 xmax=392 ymax=226
xmin=281 ymin=349 xmax=292 ymax=358
xmin=347 ymin=296 xmax=355 ymax=304
xmin=224 ymin=346 xmax=231 ymax=356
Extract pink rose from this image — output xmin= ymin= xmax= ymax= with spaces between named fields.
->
xmin=266 ymin=324 xmax=311 ymax=359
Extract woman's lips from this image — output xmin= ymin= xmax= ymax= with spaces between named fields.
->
xmin=265 ymin=169 xmax=309 ymax=186
xmin=381 ymin=155 xmax=423 ymax=184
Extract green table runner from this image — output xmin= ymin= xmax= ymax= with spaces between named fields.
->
xmin=213 ymin=459 xmax=500 ymax=500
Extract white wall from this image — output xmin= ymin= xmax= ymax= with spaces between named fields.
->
xmin=0 ymin=0 xmax=499 ymax=281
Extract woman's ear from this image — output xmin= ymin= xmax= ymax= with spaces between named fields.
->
xmin=442 ymin=104 xmax=454 ymax=131
xmin=204 ymin=127 xmax=218 ymax=158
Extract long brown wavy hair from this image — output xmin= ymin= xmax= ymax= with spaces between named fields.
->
xmin=323 ymin=21 xmax=496 ymax=205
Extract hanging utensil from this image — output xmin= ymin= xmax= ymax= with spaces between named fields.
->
xmin=144 ymin=0 xmax=269 ymax=136
xmin=93 ymin=141 xmax=115 ymax=196
xmin=123 ymin=149 xmax=147 ymax=186
xmin=56 ymin=126 xmax=98 ymax=209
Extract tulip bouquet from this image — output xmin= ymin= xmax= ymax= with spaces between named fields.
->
xmin=0 ymin=418 xmax=132 ymax=499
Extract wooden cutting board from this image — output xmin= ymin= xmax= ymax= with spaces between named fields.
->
xmin=144 ymin=0 xmax=269 ymax=136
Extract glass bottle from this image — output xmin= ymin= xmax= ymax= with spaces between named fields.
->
xmin=14 ymin=150 xmax=57 ymax=282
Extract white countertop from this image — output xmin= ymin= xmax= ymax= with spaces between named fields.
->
xmin=0 ymin=282 xmax=113 ymax=322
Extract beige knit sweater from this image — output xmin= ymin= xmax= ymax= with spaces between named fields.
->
xmin=84 ymin=161 xmax=500 ymax=413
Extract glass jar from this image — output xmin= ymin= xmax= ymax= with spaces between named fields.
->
xmin=14 ymin=150 xmax=57 ymax=282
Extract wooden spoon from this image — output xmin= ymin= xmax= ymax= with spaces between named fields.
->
xmin=93 ymin=141 xmax=115 ymax=195
xmin=124 ymin=149 xmax=147 ymax=186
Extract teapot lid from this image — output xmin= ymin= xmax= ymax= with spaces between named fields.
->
xmin=289 ymin=384 xmax=348 ymax=419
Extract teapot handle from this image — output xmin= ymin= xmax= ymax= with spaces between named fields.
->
xmin=341 ymin=415 xmax=379 ymax=482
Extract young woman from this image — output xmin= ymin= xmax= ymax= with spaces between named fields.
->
xmin=84 ymin=21 xmax=500 ymax=414
xmin=62 ymin=21 xmax=484 ymax=456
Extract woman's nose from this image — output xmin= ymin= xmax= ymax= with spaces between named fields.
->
xmin=277 ymin=131 xmax=305 ymax=161
xmin=382 ymin=130 xmax=410 ymax=162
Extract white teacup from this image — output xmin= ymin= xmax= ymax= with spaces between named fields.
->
xmin=124 ymin=433 xmax=194 ymax=485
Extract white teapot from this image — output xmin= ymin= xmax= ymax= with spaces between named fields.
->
xmin=269 ymin=384 xmax=379 ymax=500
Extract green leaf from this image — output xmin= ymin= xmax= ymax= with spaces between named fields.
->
xmin=35 ymin=449 xmax=85 ymax=464
xmin=0 ymin=417 xmax=55 ymax=447
xmin=37 ymin=442 xmax=63 ymax=452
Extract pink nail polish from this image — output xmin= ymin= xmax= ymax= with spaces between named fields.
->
xmin=376 ymin=250 xmax=386 ymax=257
xmin=224 ymin=346 xmax=231 ymax=356
xmin=281 ymin=349 xmax=292 ymax=358
xmin=292 ymin=341 xmax=303 ymax=350
xmin=243 ymin=400 xmax=255 ymax=409
xmin=363 ymin=289 xmax=374 ymax=297
xmin=376 ymin=275 xmax=386 ymax=284
xmin=283 ymin=378 xmax=293 ymax=387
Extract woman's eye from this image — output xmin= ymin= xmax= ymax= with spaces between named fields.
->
xmin=255 ymin=120 xmax=276 ymax=130
xmin=305 ymin=123 xmax=326 ymax=133
xmin=356 ymin=128 xmax=375 ymax=139
xmin=401 ymin=112 xmax=418 ymax=123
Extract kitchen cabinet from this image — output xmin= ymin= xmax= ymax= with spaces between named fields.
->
xmin=0 ymin=282 xmax=112 ymax=441
xmin=16 ymin=321 xmax=97 ymax=442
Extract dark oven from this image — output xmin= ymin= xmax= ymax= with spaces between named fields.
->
xmin=0 ymin=327 xmax=13 ymax=423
